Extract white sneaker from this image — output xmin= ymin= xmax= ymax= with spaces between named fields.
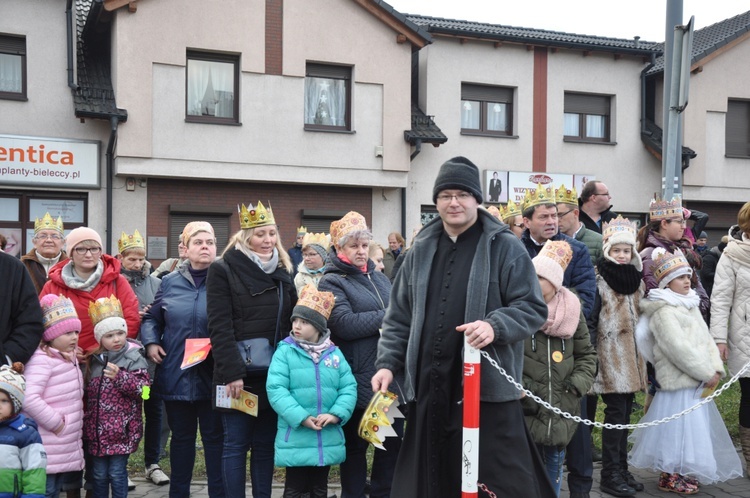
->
xmin=127 ymin=477 xmax=136 ymax=490
xmin=146 ymin=464 xmax=170 ymax=486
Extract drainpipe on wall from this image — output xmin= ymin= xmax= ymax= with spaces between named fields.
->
xmin=410 ymin=138 xmax=422 ymax=161
xmin=65 ymin=0 xmax=78 ymax=91
xmin=400 ymin=187 xmax=406 ymax=241
xmin=640 ymin=52 xmax=656 ymax=135
xmin=105 ymin=116 xmax=119 ymax=254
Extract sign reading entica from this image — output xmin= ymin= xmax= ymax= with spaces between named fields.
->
xmin=0 ymin=135 xmax=100 ymax=189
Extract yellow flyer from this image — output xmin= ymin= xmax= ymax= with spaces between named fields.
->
xmin=215 ymin=385 xmax=259 ymax=417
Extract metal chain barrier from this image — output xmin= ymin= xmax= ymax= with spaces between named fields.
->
xmin=480 ymin=350 xmax=750 ymax=429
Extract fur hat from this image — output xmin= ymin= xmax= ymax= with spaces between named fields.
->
xmin=432 ymin=156 xmax=483 ymax=204
xmin=602 ymin=215 xmax=643 ymax=271
xmin=65 ymin=227 xmax=102 ymax=252
xmin=0 ymin=363 xmax=25 ymax=417
xmin=652 ymin=247 xmax=692 ymax=289
xmin=89 ymin=296 xmax=127 ymax=343
xmin=291 ymin=284 xmax=335 ymax=334
xmin=40 ymin=294 xmax=81 ymax=342
xmin=532 ymin=240 xmax=573 ymax=291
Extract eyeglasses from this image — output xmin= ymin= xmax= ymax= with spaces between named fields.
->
xmin=74 ymin=246 xmax=102 ymax=255
xmin=436 ymin=192 xmax=474 ymax=203
xmin=557 ymin=209 xmax=574 ymax=218
xmin=667 ymin=218 xmax=687 ymax=225
xmin=34 ymin=234 xmax=63 ymax=240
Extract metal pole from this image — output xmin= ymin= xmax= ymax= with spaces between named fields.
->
xmin=662 ymin=0 xmax=683 ymax=198
xmin=462 ymin=335 xmax=481 ymax=497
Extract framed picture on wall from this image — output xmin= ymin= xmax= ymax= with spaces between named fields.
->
xmin=484 ymin=170 xmax=508 ymax=204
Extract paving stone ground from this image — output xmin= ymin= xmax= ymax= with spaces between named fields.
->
xmin=125 ymin=451 xmax=750 ymax=497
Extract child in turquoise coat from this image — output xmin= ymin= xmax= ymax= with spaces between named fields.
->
xmin=267 ymin=283 xmax=357 ymax=498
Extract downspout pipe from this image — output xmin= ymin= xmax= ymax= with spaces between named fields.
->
xmin=66 ymin=0 xmax=78 ymax=91
xmin=410 ymin=138 xmax=422 ymax=161
xmin=105 ymin=115 xmax=119 ymax=254
xmin=640 ymin=53 xmax=657 ymax=135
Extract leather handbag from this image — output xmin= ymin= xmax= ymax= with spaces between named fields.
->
xmin=237 ymin=338 xmax=274 ymax=375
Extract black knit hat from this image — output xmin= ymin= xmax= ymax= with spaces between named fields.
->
xmin=292 ymin=305 xmax=328 ymax=335
xmin=432 ymin=156 xmax=483 ymax=204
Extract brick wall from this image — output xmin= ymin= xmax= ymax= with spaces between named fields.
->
xmin=146 ymin=178 xmax=372 ymax=262
xmin=265 ymin=0 xmax=283 ymax=75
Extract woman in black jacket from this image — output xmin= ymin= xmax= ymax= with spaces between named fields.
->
xmin=318 ymin=211 xmax=400 ymax=498
xmin=207 ymin=202 xmax=295 ymax=498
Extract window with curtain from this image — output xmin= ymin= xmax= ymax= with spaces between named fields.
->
xmin=305 ymin=63 xmax=351 ymax=131
xmin=563 ymin=92 xmax=611 ymax=142
xmin=726 ymin=99 xmax=750 ymax=158
xmin=186 ymin=51 xmax=239 ymax=124
xmin=0 ymin=35 xmax=26 ymax=101
xmin=460 ymin=83 xmax=514 ymax=136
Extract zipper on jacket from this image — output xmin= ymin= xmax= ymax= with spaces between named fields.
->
xmin=546 ymin=336 xmax=553 ymax=441
xmin=316 ymin=360 xmax=325 ymax=466
xmin=366 ymin=274 xmax=386 ymax=309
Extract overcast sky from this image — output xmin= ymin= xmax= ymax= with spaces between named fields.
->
xmin=387 ymin=0 xmax=750 ymax=42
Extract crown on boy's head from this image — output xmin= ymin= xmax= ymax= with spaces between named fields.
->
xmin=522 ymin=183 xmax=556 ymax=212
xmin=238 ymin=201 xmax=275 ymax=230
xmin=555 ymin=184 xmax=578 ymax=208
xmin=296 ymin=284 xmax=335 ymax=320
xmin=118 ymin=229 xmax=145 ymax=254
xmin=649 ymin=195 xmax=682 ymax=221
xmin=34 ymin=212 xmax=64 ymax=234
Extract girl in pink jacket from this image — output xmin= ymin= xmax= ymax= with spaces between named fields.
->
xmin=23 ymin=294 xmax=85 ymax=498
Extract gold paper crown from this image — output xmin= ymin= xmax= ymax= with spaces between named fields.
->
xmin=649 ymin=195 xmax=682 ymax=221
xmin=357 ymin=391 xmax=405 ymax=450
xmin=555 ymin=184 xmax=578 ymax=207
xmin=296 ymin=226 xmax=307 ymax=235
xmin=652 ymin=247 xmax=691 ymax=284
xmin=88 ymin=295 xmax=124 ymax=327
xmin=522 ymin=183 xmax=556 ymax=212
xmin=34 ymin=212 xmax=64 ymax=234
xmin=330 ymin=211 xmax=368 ymax=246
xmin=42 ymin=295 xmax=78 ymax=329
xmin=602 ymin=215 xmax=637 ymax=243
xmin=296 ymin=284 xmax=335 ymax=320
xmin=301 ymin=232 xmax=330 ymax=251
xmin=485 ymin=205 xmax=501 ymax=220
xmin=539 ymin=240 xmax=573 ymax=272
xmin=238 ymin=201 xmax=275 ymax=230
xmin=117 ymin=229 xmax=145 ymax=254
xmin=498 ymin=199 xmax=522 ymax=222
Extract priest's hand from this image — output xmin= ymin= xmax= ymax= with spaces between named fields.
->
xmin=457 ymin=320 xmax=495 ymax=349
xmin=372 ymin=368 xmax=394 ymax=394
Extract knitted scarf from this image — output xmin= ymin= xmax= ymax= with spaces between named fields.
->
xmin=61 ymin=260 xmax=104 ymax=292
xmin=596 ymin=259 xmax=642 ymax=295
xmin=235 ymin=243 xmax=280 ymax=274
xmin=541 ymin=287 xmax=580 ymax=339
xmin=295 ymin=330 xmax=333 ymax=363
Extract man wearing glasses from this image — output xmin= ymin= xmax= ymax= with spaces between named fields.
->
xmin=578 ymin=181 xmax=618 ymax=234
xmin=21 ymin=212 xmax=68 ymax=293
xmin=374 ymin=157 xmax=555 ymax=497
xmin=556 ymin=185 xmax=603 ymax=267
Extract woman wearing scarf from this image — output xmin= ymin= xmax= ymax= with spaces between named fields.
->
xmin=41 ymin=227 xmax=140 ymax=354
xmin=293 ymin=232 xmax=330 ymax=294
xmin=207 ymin=202 xmax=296 ymax=498
xmin=318 ymin=211 xmax=399 ymax=498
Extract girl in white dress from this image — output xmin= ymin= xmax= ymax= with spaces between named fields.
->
xmin=630 ymin=248 xmax=742 ymax=494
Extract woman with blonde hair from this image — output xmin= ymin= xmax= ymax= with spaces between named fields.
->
xmin=207 ymin=202 xmax=296 ymax=498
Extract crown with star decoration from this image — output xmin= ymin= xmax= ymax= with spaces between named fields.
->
xmin=522 ymin=183 xmax=556 ymax=212
xmin=555 ymin=184 xmax=578 ymax=207
xmin=238 ymin=201 xmax=275 ymax=230
xmin=118 ymin=229 xmax=145 ymax=254
xmin=34 ymin=212 xmax=64 ymax=235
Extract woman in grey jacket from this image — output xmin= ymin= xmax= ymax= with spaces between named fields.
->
xmin=318 ymin=211 xmax=398 ymax=498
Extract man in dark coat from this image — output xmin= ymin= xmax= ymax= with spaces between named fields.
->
xmin=0 ymin=251 xmax=45 ymax=364
xmin=373 ymin=156 xmax=554 ymax=498
xmin=578 ymin=181 xmax=617 ymax=234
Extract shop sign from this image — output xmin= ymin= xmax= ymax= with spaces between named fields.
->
xmin=0 ymin=134 xmax=100 ymax=189
xmin=483 ymin=170 xmax=595 ymax=205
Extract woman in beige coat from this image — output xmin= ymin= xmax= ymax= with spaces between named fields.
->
xmin=710 ymin=201 xmax=750 ymax=474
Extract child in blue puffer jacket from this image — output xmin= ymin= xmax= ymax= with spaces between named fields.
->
xmin=267 ymin=284 xmax=357 ymax=498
